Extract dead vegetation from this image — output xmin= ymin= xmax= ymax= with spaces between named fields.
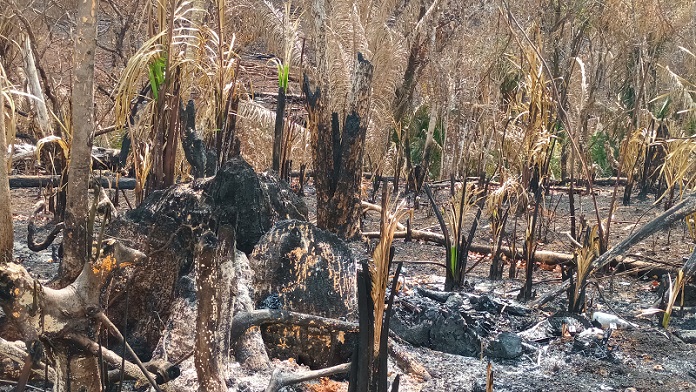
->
xmin=1 ymin=0 xmax=696 ymax=391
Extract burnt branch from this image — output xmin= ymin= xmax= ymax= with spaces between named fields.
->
xmin=27 ymin=221 xmax=63 ymax=252
xmin=265 ymin=363 xmax=351 ymax=392
xmin=531 ymin=192 xmax=696 ymax=308
xmin=230 ymin=309 xmax=359 ymax=343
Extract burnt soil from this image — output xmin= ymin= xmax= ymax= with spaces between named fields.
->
xmin=7 ymin=180 xmax=696 ymax=392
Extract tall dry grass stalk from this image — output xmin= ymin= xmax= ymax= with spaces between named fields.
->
xmin=369 ymin=188 xmax=408 ymax=354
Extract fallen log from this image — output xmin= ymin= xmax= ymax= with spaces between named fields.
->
xmin=9 ymin=175 xmax=136 ymax=190
xmin=364 ymin=230 xmax=677 ymax=274
xmin=0 ymin=337 xmax=55 ymax=380
xmin=11 ymin=144 xmax=122 ymax=169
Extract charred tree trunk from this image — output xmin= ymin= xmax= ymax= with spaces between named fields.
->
xmin=62 ymin=0 xmax=97 ymax=284
xmin=0 ymin=241 xmax=150 ymax=392
xmin=180 ymin=100 xmax=209 ymax=178
xmin=219 ymin=94 xmax=240 ymax=166
xmin=302 ymin=53 xmax=374 ymax=238
xmin=391 ymin=9 xmax=429 ymax=197
xmin=0 ymin=91 xmax=12 ymax=264
xmin=272 ymin=87 xmax=286 ymax=173
xmin=49 ymin=342 xmax=102 ymax=392
xmin=348 ymin=261 xmax=402 ymax=392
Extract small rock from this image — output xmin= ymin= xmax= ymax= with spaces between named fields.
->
xmin=485 ymin=332 xmax=522 ymax=359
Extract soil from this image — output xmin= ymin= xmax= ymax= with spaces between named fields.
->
xmin=6 ymin=180 xmax=696 ymax=392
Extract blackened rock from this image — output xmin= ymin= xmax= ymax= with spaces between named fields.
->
xmin=485 ymin=332 xmax=522 ymax=359
xmin=250 ymin=220 xmax=356 ymax=368
xmin=132 ymin=157 xmax=308 ymax=254
xmin=675 ymin=329 xmax=696 ymax=344
xmin=470 ymin=294 xmax=499 ymax=313
xmin=391 ymin=292 xmax=486 ymax=357
xmin=259 ymin=293 xmax=282 ymax=310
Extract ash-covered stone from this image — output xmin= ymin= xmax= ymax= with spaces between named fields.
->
xmin=259 ymin=293 xmax=282 ymax=310
xmin=391 ymin=291 xmax=492 ymax=357
xmin=485 ymin=332 xmax=522 ymax=359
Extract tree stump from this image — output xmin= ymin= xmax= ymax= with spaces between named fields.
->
xmin=250 ymin=220 xmax=357 ymax=368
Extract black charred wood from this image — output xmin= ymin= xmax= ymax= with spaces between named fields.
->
xmin=180 ymin=100 xmax=207 ymax=179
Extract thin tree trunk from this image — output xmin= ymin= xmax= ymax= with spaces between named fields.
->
xmin=48 ymin=342 xmax=102 ymax=392
xmin=415 ymin=105 xmax=438 ymax=192
xmin=0 ymin=89 xmax=12 ymax=264
xmin=62 ymin=0 xmax=98 ymax=283
xmin=23 ymin=36 xmax=50 ymax=137
xmin=195 ymin=232 xmax=227 ymax=392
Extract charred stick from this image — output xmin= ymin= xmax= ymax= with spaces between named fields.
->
xmin=265 ymin=363 xmax=351 ymax=392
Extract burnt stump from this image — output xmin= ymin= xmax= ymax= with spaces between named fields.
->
xmin=250 ymin=220 xmax=357 ymax=368
xmin=105 ymin=157 xmax=307 ymax=358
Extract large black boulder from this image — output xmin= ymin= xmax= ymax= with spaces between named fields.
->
xmin=206 ymin=158 xmax=308 ymax=252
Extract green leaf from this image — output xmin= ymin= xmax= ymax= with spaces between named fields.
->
xmin=148 ymin=56 xmax=166 ymax=100
xmin=449 ymin=246 xmax=458 ymax=276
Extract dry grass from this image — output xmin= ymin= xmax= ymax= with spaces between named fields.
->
xmin=369 ymin=189 xmax=408 ymax=353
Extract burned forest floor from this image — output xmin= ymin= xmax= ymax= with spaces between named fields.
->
xmin=7 ymin=180 xmax=696 ymax=392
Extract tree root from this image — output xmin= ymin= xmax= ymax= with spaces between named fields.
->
xmin=26 ymin=201 xmax=63 ymax=252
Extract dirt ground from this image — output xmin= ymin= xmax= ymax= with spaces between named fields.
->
xmin=6 ymin=181 xmax=696 ymax=391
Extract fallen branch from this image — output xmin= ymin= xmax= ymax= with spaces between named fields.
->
xmin=367 ymin=230 xmax=673 ymax=274
xmin=365 ymin=228 xmax=570 ymax=262
xmin=9 ymin=175 xmax=136 ymax=190
xmin=531 ymin=193 xmax=696 ymax=308
xmin=388 ymin=339 xmax=431 ymax=380
xmin=265 ymin=362 xmax=351 ymax=392
xmin=363 ymin=229 xmax=443 ymax=244
xmin=66 ymin=333 xmax=155 ymax=384
xmin=0 ymin=338 xmax=54 ymax=380
xmin=230 ymin=309 xmax=359 ymax=342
